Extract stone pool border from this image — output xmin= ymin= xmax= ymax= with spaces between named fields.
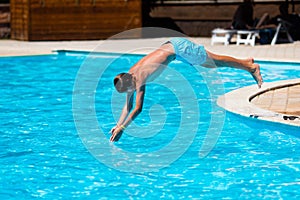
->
xmin=217 ymin=79 xmax=300 ymax=127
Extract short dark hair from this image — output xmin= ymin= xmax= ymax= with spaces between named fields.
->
xmin=114 ymin=73 xmax=134 ymax=93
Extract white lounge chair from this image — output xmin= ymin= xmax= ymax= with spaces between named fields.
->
xmin=211 ymin=28 xmax=237 ymax=46
xmin=236 ymin=30 xmax=259 ymax=46
xmin=271 ymin=18 xmax=294 ymax=45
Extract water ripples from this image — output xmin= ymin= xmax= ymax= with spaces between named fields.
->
xmin=1 ymin=54 xmax=300 ymax=199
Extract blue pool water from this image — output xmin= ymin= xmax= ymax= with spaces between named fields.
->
xmin=1 ymin=51 xmax=300 ymax=199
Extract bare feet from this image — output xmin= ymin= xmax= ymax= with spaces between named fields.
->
xmin=250 ymin=63 xmax=263 ymax=88
xmin=244 ymin=58 xmax=263 ymax=88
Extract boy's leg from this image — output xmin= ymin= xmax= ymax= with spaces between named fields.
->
xmin=203 ymin=50 xmax=263 ymax=88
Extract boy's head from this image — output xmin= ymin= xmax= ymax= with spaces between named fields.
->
xmin=114 ymin=73 xmax=135 ymax=93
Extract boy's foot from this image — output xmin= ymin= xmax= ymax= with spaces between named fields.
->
xmin=250 ymin=63 xmax=263 ymax=88
xmin=244 ymin=58 xmax=263 ymax=88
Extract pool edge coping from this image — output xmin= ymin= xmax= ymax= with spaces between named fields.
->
xmin=217 ymin=79 xmax=300 ymax=128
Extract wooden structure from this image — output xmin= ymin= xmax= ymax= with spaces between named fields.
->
xmin=0 ymin=4 xmax=10 ymax=38
xmin=10 ymin=0 xmax=142 ymax=41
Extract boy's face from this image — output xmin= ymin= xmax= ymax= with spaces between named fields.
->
xmin=125 ymin=81 xmax=135 ymax=93
xmin=115 ymin=78 xmax=135 ymax=93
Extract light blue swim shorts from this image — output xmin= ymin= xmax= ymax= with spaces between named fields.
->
xmin=168 ymin=37 xmax=207 ymax=66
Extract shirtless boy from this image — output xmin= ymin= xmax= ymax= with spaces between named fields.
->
xmin=110 ymin=37 xmax=263 ymax=142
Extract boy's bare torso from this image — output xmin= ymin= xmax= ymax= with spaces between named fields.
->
xmin=128 ymin=43 xmax=176 ymax=87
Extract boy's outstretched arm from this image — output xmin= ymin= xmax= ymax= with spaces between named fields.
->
xmin=110 ymin=86 xmax=145 ymax=142
xmin=110 ymin=92 xmax=133 ymax=133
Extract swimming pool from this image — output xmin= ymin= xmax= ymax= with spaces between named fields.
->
xmin=1 ymin=51 xmax=300 ymax=199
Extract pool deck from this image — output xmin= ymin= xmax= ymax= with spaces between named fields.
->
xmin=1 ymin=38 xmax=300 ymax=127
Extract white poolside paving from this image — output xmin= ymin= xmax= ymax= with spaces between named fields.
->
xmin=1 ymin=38 xmax=300 ymax=62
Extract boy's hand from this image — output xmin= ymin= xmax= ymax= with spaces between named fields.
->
xmin=110 ymin=126 xmax=124 ymax=142
xmin=110 ymin=126 xmax=118 ymax=134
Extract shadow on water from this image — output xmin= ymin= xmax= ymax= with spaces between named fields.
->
xmin=227 ymin=112 xmax=300 ymax=139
